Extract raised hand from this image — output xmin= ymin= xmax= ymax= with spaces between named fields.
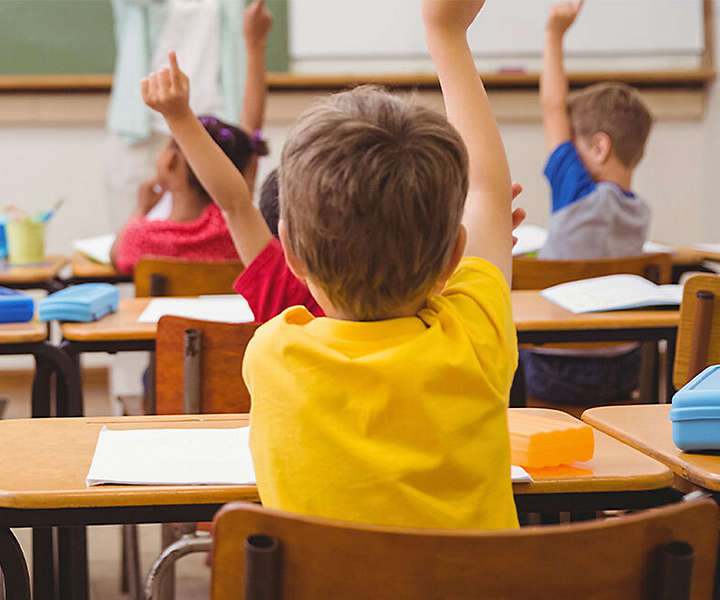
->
xmin=547 ymin=1 xmax=584 ymax=36
xmin=421 ymin=0 xmax=486 ymax=35
xmin=141 ymin=51 xmax=191 ymax=121
xmin=243 ymin=0 xmax=274 ymax=47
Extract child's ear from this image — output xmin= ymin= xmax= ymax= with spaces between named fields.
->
xmin=278 ymin=219 xmax=308 ymax=282
xmin=591 ymin=132 xmax=613 ymax=164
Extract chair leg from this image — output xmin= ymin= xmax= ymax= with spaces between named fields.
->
xmin=156 ymin=524 xmax=181 ymax=600
xmin=144 ymin=534 xmax=212 ymax=600
xmin=122 ymin=524 xmax=143 ymax=600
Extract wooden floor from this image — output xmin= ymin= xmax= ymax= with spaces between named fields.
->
xmin=0 ymin=368 xmax=211 ymax=599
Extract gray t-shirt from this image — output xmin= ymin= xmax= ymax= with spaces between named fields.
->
xmin=539 ymin=141 xmax=649 ymax=260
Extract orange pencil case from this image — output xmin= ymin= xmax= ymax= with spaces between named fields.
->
xmin=509 ymin=412 xmax=594 ymax=468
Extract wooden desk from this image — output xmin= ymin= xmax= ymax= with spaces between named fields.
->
xmin=59 ymin=294 xmax=681 ymax=412
xmin=582 ymin=404 xmax=720 ymax=494
xmin=513 ymin=409 xmax=673 ymax=503
xmin=0 ymin=411 xmax=675 ymax=600
xmin=67 ymin=252 xmax=131 ymax=285
xmin=0 ymin=255 xmax=67 ymax=291
xmin=0 ymin=320 xmax=80 ymax=418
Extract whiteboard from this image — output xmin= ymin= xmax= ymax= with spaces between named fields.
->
xmin=289 ymin=0 xmax=704 ymax=73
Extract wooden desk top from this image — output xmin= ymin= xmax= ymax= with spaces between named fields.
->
xmin=582 ymin=404 xmax=720 ymax=493
xmin=676 ymin=245 xmax=720 ymax=264
xmin=0 ymin=320 xmax=46 ymax=344
xmin=63 ymin=294 xmax=679 ymax=343
xmin=0 ymin=410 xmax=671 ymax=510
xmin=0 ymin=255 xmax=67 ymax=284
xmin=511 ymin=291 xmax=679 ymax=332
xmin=70 ymin=252 xmax=124 ymax=279
xmin=62 ymin=297 xmax=156 ymax=341
xmin=514 ymin=409 xmax=672 ymax=494
xmin=0 ymin=414 xmax=258 ymax=509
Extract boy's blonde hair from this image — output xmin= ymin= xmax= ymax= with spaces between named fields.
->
xmin=569 ymin=82 xmax=652 ymax=168
xmin=280 ymin=86 xmax=468 ymax=321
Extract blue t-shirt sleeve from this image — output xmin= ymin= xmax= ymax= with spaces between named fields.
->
xmin=543 ymin=141 xmax=596 ymax=213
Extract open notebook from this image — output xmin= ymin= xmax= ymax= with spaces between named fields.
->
xmin=541 ymin=274 xmax=683 ymax=314
xmin=72 ymin=234 xmax=116 ymax=265
xmin=86 ymin=427 xmax=533 ymax=486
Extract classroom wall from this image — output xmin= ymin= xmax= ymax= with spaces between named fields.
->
xmin=1 ymin=5 xmax=719 ymax=253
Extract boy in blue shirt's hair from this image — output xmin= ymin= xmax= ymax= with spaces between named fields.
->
xmin=523 ymin=0 xmax=654 ymax=406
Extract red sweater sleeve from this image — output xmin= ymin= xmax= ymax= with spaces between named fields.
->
xmin=233 ymin=239 xmax=324 ymax=322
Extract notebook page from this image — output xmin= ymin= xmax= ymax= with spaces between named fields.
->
xmin=541 ymin=275 xmax=681 ymax=314
xmin=137 ymin=297 xmax=255 ymax=323
xmin=512 ymin=225 xmax=548 ymax=256
xmin=511 ymin=466 xmax=533 ymax=483
xmin=72 ymin=234 xmax=116 ymax=265
xmin=86 ymin=427 xmax=256 ymax=486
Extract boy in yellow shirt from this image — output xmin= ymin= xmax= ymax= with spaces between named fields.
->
xmin=142 ymin=0 xmax=518 ymax=529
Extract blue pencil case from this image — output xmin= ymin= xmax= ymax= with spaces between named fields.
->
xmin=670 ymin=365 xmax=720 ymax=451
xmin=38 ymin=284 xmax=118 ymax=322
xmin=0 ymin=287 xmax=34 ymax=323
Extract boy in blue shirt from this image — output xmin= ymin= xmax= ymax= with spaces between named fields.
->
xmin=523 ymin=0 xmax=653 ymax=406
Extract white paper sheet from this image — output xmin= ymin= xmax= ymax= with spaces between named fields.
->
xmin=72 ymin=234 xmax=116 ymax=265
xmin=693 ymin=243 xmax=720 ymax=254
xmin=541 ymin=275 xmax=683 ymax=314
xmin=86 ymin=427 xmax=256 ymax=486
xmin=512 ymin=225 xmax=548 ymax=256
xmin=137 ymin=297 xmax=255 ymax=323
xmin=642 ymin=241 xmax=674 ymax=254
xmin=511 ymin=465 xmax=533 ymax=483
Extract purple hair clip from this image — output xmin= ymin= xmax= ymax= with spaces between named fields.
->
xmin=250 ymin=129 xmax=265 ymax=152
xmin=218 ymin=127 xmax=236 ymax=145
xmin=199 ymin=115 xmax=219 ymax=127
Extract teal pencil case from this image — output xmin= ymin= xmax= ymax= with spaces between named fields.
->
xmin=670 ymin=365 xmax=720 ymax=451
xmin=38 ymin=284 xmax=118 ymax=322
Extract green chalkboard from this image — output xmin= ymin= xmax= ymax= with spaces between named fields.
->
xmin=0 ymin=0 xmax=288 ymax=77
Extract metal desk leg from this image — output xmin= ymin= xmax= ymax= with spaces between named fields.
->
xmin=509 ymin=360 xmax=527 ymax=408
xmin=0 ymin=527 xmax=30 ymax=600
xmin=57 ymin=528 xmax=88 ymax=600
xmin=31 ymin=343 xmax=83 ymax=418
xmin=32 ymin=355 xmax=53 ymax=418
xmin=53 ymin=343 xmax=83 ymax=418
xmin=32 ymin=528 xmax=55 ymax=600
xmin=665 ymin=332 xmax=677 ymax=404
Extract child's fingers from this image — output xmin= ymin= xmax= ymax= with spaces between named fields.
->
xmin=168 ymin=51 xmax=181 ymax=77
xmin=159 ymin=68 xmax=172 ymax=93
xmin=140 ymin=77 xmax=149 ymax=102
xmin=147 ymin=74 xmax=159 ymax=101
xmin=511 ymin=182 xmax=523 ymax=200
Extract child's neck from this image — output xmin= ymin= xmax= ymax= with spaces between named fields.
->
xmin=596 ymin=162 xmax=633 ymax=193
xmin=168 ymin=185 xmax=208 ymax=223
xmin=308 ymin=280 xmax=426 ymax=321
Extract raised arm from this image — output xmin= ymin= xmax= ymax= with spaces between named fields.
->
xmin=141 ymin=51 xmax=272 ymax=267
xmin=240 ymin=0 xmax=273 ymax=192
xmin=422 ymin=0 xmax=513 ymax=282
xmin=540 ymin=1 xmax=583 ymax=153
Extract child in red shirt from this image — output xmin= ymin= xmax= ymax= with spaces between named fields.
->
xmin=111 ymin=0 xmax=272 ymax=275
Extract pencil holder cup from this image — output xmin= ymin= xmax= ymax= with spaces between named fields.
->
xmin=0 ymin=217 xmax=7 ymax=260
xmin=6 ymin=221 xmax=46 ymax=264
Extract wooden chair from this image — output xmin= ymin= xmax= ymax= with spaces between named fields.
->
xmin=123 ymin=316 xmax=260 ymax=600
xmin=673 ymin=274 xmax=720 ymax=391
xmin=513 ymin=253 xmax=673 ymax=411
xmin=512 ymin=252 xmax=673 ymax=290
xmin=134 ymin=255 xmax=244 ymax=297
xmin=208 ymin=496 xmax=718 ymax=600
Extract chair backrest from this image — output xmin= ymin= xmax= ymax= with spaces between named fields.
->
xmin=155 ymin=315 xmax=260 ymax=415
xmin=512 ymin=252 xmax=673 ymax=290
xmin=134 ymin=256 xmax=244 ymax=297
xmin=673 ymin=274 xmax=720 ymax=390
xmin=210 ymin=498 xmax=718 ymax=600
